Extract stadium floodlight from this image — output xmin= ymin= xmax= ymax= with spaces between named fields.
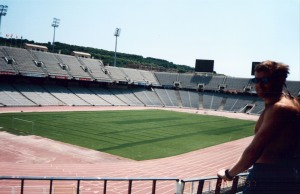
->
xmin=113 ymin=28 xmax=121 ymax=67
xmin=0 ymin=5 xmax=8 ymax=37
xmin=51 ymin=18 xmax=60 ymax=52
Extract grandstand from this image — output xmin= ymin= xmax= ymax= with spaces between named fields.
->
xmin=0 ymin=45 xmax=299 ymax=193
xmin=1 ymin=45 xmax=298 ymax=114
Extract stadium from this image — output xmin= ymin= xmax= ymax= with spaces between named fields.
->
xmin=0 ymin=42 xmax=299 ymax=194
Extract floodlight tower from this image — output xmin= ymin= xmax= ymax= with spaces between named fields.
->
xmin=0 ymin=5 xmax=8 ymax=37
xmin=113 ymin=28 xmax=121 ymax=67
xmin=51 ymin=18 xmax=60 ymax=52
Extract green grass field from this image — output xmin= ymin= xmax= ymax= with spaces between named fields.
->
xmin=0 ymin=109 xmax=255 ymax=160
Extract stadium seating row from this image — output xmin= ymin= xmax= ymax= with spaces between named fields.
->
xmin=0 ymin=46 xmax=160 ymax=86
xmin=0 ymin=82 xmax=264 ymax=114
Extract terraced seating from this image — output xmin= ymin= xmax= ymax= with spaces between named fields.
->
xmin=178 ymin=74 xmax=197 ymax=89
xmin=0 ymin=47 xmax=17 ymax=75
xmin=3 ymin=47 xmax=45 ymax=77
xmin=224 ymin=95 xmax=254 ymax=112
xmin=13 ymin=83 xmax=63 ymax=106
xmin=166 ymin=89 xmax=180 ymax=107
xmin=154 ymin=88 xmax=179 ymax=107
xmin=139 ymin=70 xmax=160 ymax=86
xmin=250 ymin=98 xmax=264 ymax=114
xmin=121 ymin=68 xmax=146 ymax=84
xmin=89 ymin=87 xmax=126 ymax=106
xmin=68 ymin=86 xmax=111 ymax=106
xmin=30 ymin=50 xmax=70 ymax=79
xmin=189 ymin=91 xmax=201 ymax=109
xmin=202 ymin=92 xmax=213 ymax=109
xmin=210 ymin=93 xmax=224 ymax=110
xmin=110 ymin=88 xmax=144 ymax=106
xmin=205 ymin=76 xmax=225 ymax=90
xmin=44 ymin=85 xmax=90 ymax=106
xmin=105 ymin=66 xmax=128 ymax=82
xmin=154 ymin=72 xmax=178 ymax=87
xmin=57 ymin=54 xmax=92 ymax=80
xmin=79 ymin=58 xmax=112 ymax=82
xmin=286 ymin=80 xmax=300 ymax=96
xmin=131 ymin=88 xmax=162 ymax=106
xmin=224 ymin=77 xmax=251 ymax=92
xmin=0 ymin=83 xmax=36 ymax=106
xmin=222 ymin=94 xmax=237 ymax=112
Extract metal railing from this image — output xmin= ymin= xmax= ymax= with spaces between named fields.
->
xmin=180 ymin=173 xmax=248 ymax=194
xmin=0 ymin=174 xmax=249 ymax=194
xmin=0 ymin=176 xmax=179 ymax=194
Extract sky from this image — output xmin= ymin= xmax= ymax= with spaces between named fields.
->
xmin=1 ymin=0 xmax=299 ymax=81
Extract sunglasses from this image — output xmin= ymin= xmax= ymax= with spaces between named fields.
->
xmin=251 ymin=77 xmax=272 ymax=84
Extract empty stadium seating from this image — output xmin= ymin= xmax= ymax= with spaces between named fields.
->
xmin=224 ymin=77 xmax=251 ymax=92
xmin=2 ymin=47 xmax=46 ymax=77
xmin=79 ymin=57 xmax=112 ymax=82
xmin=13 ymin=83 xmax=63 ymax=106
xmin=30 ymin=50 xmax=72 ymax=79
xmin=0 ymin=45 xmax=299 ymax=115
xmin=0 ymin=83 xmax=37 ymax=106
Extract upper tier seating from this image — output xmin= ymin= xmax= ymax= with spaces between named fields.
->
xmin=30 ymin=50 xmax=71 ymax=79
xmin=178 ymin=74 xmax=197 ymax=89
xmin=285 ymin=80 xmax=300 ymax=96
xmin=57 ymin=54 xmax=93 ymax=80
xmin=121 ymin=68 xmax=146 ymax=84
xmin=78 ymin=58 xmax=112 ymax=82
xmin=204 ymin=75 xmax=225 ymax=90
xmin=139 ymin=70 xmax=160 ymax=86
xmin=105 ymin=66 xmax=128 ymax=82
xmin=154 ymin=72 xmax=178 ymax=87
xmin=2 ymin=47 xmax=46 ymax=77
xmin=0 ymin=47 xmax=17 ymax=75
xmin=224 ymin=77 xmax=251 ymax=92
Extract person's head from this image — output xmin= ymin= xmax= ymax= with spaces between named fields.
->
xmin=252 ymin=60 xmax=289 ymax=99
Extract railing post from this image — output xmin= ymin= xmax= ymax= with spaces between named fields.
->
xmin=190 ymin=181 xmax=194 ymax=193
xmin=49 ymin=179 xmax=53 ymax=194
xmin=196 ymin=180 xmax=204 ymax=194
xmin=128 ymin=180 xmax=132 ymax=194
xmin=77 ymin=180 xmax=80 ymax=194
xmin=152 ymin=180 xmax=157 ymax=194
xmin=230 ymin=176 xmax=239 ymax=194
xmin=20 ymin=179 xmax=24 ymax=194
xmin=215 ymin=178 xmax=222 ymax=194
xmin=176 ymin=180 xmax=183 ymax=194
xmin=103 ymin=180 xmax=107 ymax=194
